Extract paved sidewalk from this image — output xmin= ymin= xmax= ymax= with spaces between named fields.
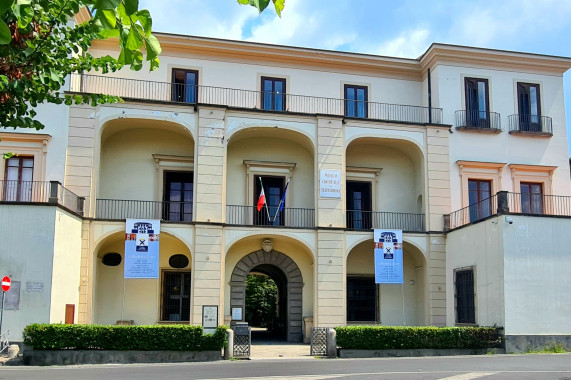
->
xmin=250 ymin=340 xmax=312 ymax=359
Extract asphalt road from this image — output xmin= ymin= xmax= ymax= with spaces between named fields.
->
xmin=1 ymin=354 xmax=571 ymax=380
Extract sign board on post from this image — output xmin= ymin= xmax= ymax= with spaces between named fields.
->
xmin=319 ymin=169 xmax=342 ymax=198
xmin=374 ymin=229 xmax=404 ymax=284
xmin=1 ymin=277 xmax=10 ymax=292
xmin=202 ymin=305 xmax=218 ymax=335
xmin=124 ymin=219 xmax=160 ymax=279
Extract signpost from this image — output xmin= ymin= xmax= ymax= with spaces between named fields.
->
xmin=0 ymin=276 xmax=11 ymax=338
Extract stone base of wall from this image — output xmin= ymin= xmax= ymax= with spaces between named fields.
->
xmin=23 ymin=350 xmax=222 ymax=366
xmin=338 ymin=348 xmax=504 ymax=358
xmin=505 ymin=335 xmax=571 ymax=353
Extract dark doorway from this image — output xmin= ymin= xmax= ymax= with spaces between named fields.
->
xmin=346 ymin=181 xmax=372 ymax=229
xmin=347 ymin=277 xmax=377 ymax=322
xmin=246 ymin=265 xmax=288 ymax=341
xmin=163 ymin=171 xmax=193 ymax=222
xmin=254 ymin=176 xmax=285 ymax=226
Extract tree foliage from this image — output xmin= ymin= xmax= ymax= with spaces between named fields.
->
xmin=0 ymin=0 xmax=161 ymax=130
xmin=237 ymin=0 xmax=285 ymax=17
xmin=245 ymin=274 xmax=278 ymax=328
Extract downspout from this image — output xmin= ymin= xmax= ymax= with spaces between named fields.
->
xmin=427 ymin=68 xmax=432 ymax=124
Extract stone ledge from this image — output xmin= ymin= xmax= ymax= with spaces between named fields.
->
xmin=338 ymin=348 xmax=504 ymax=358
xmin=23 ymin=349 xmax=222 ymax=366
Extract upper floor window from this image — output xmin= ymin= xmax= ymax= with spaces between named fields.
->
xmin=517 ymin=83 xmax=541 ymax=131
xmin=468 ymin=179 xmax=491 ymax=222
xmin=346 ymin=180 xmax=372 ymax=229
xmin=172 ymin=69 xmax=198 ymax=103
xmin=3 ymin=156 xmax=34 ymax=201
xmin=520 ymin=182 xmax=543 ymax=214
xmin=344 ymin=85 xmax=368 ymax=118
xmin=163 ymin=171 xmax=193 ymax=222
xmin=255 ymin=175 xmax=285 ymax=226
xmin=261 ymin=77 xmax=286 ymax=111
xmin=465 ymin=78 xmax=489 ymax=127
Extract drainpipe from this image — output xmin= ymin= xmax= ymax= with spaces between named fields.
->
xmin=427 ymin=68 xmax=432 ymax=124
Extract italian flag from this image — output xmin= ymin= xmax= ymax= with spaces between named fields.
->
xmin=257 ymin=187 xmax=266 ymax=211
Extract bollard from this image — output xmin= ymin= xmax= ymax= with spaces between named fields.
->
xmin=326 ymin=328 xmax=337 ymax=358
xmin=224 ymin=329 xmax=234 ymax=359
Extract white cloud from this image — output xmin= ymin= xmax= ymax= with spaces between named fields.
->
xmin=371 ymin=28 xmax=431 ymax=58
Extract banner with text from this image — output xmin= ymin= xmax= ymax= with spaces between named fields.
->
xmin=124 ymin=219 xmax=160 ymax=279
xmin=374 ymin=229 xmax=403 ymax=284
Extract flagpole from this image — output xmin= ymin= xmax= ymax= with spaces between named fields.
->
xmin=272 ymin=178 xmax=290 ymax=223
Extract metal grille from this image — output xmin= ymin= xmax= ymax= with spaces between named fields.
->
xmin=233 ymin=334 xmax=250 ymax=357
xmin=455 ymin=268 xmax=475 ymax=324
xmin=347 ymin=277 xmax=376 ymax=322
xmin=161 ymin=272 xmax=191 ymax=322
xmin=310 ymin=327 xmax=328 ymax=356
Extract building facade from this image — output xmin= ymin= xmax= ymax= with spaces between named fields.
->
xmin=1 ymin=27 xmax=571 ymax=349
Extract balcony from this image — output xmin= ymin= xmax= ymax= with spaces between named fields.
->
xmin=455 ymin=110 xmax=501 ymax=132
xmin=69 ymin=74 xmax=443 ymax=125
xmin=226 ymin=205 xmax=314 ymax=228
xmin=346 ymin=210 xmax=425 ymax=232
xmin=508 ymin=114 xmax=553 ymax=136
xmin=95 ymin=199 xmax=193 ymax=222
xmin=444 ymin=191 xmax=571 ymax=230
xmin=0 ymin=180 xmax=84 ymax=215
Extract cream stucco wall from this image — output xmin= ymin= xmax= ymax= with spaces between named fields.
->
xmin=93 ymin=232 xmax=192 ymax=325
xmin=49 ymin=210 xmax=83 ymax=324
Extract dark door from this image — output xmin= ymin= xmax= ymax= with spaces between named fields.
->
xmin=468 ymin=179 xmax=491 ymax=222
xmin=163 ymin=171 xmax=193 ymax=222
xmin=517 ymin=83 xmax=541 ymax=131
xmin=346 ymin=181 xmax=372 ymax=229
xmin=520 ymin=182 xmax=543 ymax=214
xmin=254 ymin=176 xmax=285 ymax=226
xmin=465 ymin=78 xmax=489 ymax=127
xmin=4 ymin=156 xmax=34 ymax=201
xmin=347 ymin=277 xmax=376 ymax=322
xmin=161 ymin=271 xmax=191 ymax=321
xmin=261 ymin=77 xmax=286 ymax=111
xmin=172 ymin=69 xmax=198 ymax=103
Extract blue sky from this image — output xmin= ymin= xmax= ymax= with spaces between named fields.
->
xmin=140 ymin=0 xmax=571 ymax=156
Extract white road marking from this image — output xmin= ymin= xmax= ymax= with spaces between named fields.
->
xmin=437 ymin=373 xmax=497 ymax=380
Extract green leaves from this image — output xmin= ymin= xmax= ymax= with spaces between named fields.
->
xmin=237 ymin=0 xmax=285 ymax=16
xmin=0 ymin=19 xmax=11 ymax=44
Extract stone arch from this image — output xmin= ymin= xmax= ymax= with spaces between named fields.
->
xmin=230 ymin=249 xmax=303 ymax=343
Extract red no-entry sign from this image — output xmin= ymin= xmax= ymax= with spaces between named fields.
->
xmin=1 ymin=276 xmax=10 ymax=292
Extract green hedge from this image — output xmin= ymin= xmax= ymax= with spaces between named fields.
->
xmin=335 ymin=326 xmax=502 ymax=350
xmin=23 ymin=324 xmax=228 ymax=351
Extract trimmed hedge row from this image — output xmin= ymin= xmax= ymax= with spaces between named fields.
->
xmin=23 ymin=324 xmax=228 ymax=351
xmin=335 ymin=326 xmax=502 ymax=350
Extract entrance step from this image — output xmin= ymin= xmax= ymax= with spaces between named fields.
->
xmin=250 ymin=342 xmax=311 ymax=359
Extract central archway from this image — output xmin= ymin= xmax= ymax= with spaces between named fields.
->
xmin=230 ymin=249 xmax=303 ymax=342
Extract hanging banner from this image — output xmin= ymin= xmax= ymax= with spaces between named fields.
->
xmin=374 ymin=229 xmax=403 ymax=284
xmin=124 ymin=219 xmax=160 ymax=279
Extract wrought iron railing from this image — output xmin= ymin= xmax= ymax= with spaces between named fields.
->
xmin=226 ymin=205 xmax=314 ymax=228
xmin=96 ymin=199 xmax=193 ymax=222
xmin=508 ymin=114 xmax=552 ymax=134
xmin=445 ymin=194 xmax=499 ymax=230
xmin=455 ymin=110 xmax=501 ymax=130
xmin=346 ymin=210 xmax=425 ymax=231
xmin=69 ymin=73 xmax=443 ymax=124
xmin=0 ymin=180 xmax=83 ymax=215
xmin=506 ymin=192 xmax=571 ymax=216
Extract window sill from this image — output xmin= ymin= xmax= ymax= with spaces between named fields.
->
xmin=455 ymin=126 xmax=501 ymax=134
xmin=508 ymin=130 xmax=552 ymax=137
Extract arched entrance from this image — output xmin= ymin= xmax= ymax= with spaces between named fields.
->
xmin=230 ymin=249 xmax=303 ymax=343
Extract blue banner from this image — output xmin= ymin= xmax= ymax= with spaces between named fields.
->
xmin=124 ymin=219 xmax=160 ymax=279
xmin=374 ymin=229 xmax=403 ymax=284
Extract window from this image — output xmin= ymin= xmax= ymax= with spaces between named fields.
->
xmin=163 ymin=171 xmax=193 ymax=222
xmin=254 ymin=175 xmax=285 ymax=226
xmin=171 ymin=69 xmax=198 ymax=103
xmin=517 ymin=83 xmax=541 ymax=131
xmin=161 ymin=271 xmax=191 ymax=321
xmin=455 ymin=268 xmax=475 ymax=324
xmin=3 ymin=156 xmax=34 ymax=201
xmin=468 ymin=179 xmax=491 ymax=222
xmin=520 ymin=182 xmax=543 ymax=214
xmin=465 ymin=78 xmax=489 ymax=127
xmin=261 ymin=77 xmax=286 ymax=111
xmin=345 ymin=85 xmax=368 ymax=118
xmin=346 ymin=181 xmax=372 ymax=229
xmin=347 ymin=277 xmax=376 ymax=322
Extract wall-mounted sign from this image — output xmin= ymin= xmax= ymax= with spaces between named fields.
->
xmin=202 ymin=305 xmax=218 ymax=335
xmin=124 ymin=219 xmax=160 ymax=279
xmin=26 ymin=281 xmax=44 ymax=292
xmin=231 ymin=307 xmax=243 ymax=321
xmin=319 ymin=169 xmax=341 ymax=198
xmin=374 ymin=229 xmax=404 ymax=284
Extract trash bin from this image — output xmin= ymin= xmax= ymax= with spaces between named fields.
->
xmin=232 ymin=322 xmax=251 ymax=358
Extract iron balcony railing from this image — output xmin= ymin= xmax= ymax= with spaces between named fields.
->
xmin=346 ymin=210 xmax=425 ymax=231
xmin=0 ymin=180 xmax=84 ymax=215
xmin=506 ymin=192 xmax=571 ymax=217
xmin=96 ymin=199 xmax=193 ymax=222
xmin=508 ymin=114 xmax=552 ymax=135
xmin=455 ymin=110 xmax=501 ymax=130
xmin=226 ymin=205 xmax=315 ymax=228
xmin=69 ymin=73 xmax=443 ymax=125
xmin=445 ymin=194 xmax=499 ymax=230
